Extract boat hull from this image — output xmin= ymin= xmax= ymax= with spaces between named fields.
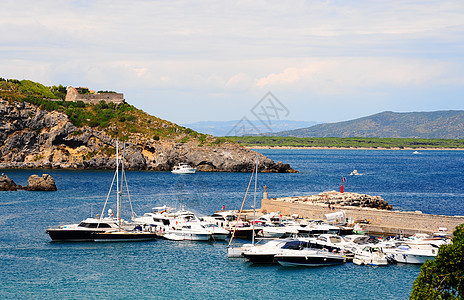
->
xmin=92 ymin=231 xmax=157 ymax=242
xmin=46 ymin=229 xmax=105 ymax=242
xmin=230 ymin=228 xmax=262 ymax=240
xmin=163 ymin=232 xmax=211 ymax=241
xmin=243 ymin=253 xmax=277 ymax=264
xmin=276 ymin=252 xmax=345 ymax=267
xmin=388 ymin=252 xmax=434 ymax=264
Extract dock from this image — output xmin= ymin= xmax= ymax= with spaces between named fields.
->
xmin=260 ymin=191 xmax=464 ymax=236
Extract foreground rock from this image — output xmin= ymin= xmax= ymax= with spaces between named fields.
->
xmin=0 ymin=99 xmax=296 ymax=173
xmin=0 ymin=173 xmax=20 ymax=191
xmin=23 ymin=174 xmax=57 ymax=191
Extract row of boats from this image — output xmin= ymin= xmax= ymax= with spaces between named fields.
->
xmin=229 ymin=232 xmax=449 ymax=267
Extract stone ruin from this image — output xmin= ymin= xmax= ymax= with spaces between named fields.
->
xmin=65 ymin=86 xmax=125 ymax=104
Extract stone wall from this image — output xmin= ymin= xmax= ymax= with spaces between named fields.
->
xmin=261 ymin=196 xmax=464 ymax=236
xmin=65 ymin=87 xmax=124 ymax=104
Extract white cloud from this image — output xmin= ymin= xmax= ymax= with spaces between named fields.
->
xmin=1 ymin=0 xmax=464 ymax=123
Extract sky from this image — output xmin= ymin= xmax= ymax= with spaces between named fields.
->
xmin=1 ymin=0 xmax=464 ymax=126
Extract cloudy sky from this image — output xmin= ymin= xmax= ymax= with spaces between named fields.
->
xmin=2 ymin=0 xmax=463 ymax=125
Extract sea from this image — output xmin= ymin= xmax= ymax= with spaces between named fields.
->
xmin=1 ymin=149 xmax=464 ymax=299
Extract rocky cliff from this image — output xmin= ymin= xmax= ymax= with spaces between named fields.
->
xmin=0 ymin=99 xmax=295 ymax=172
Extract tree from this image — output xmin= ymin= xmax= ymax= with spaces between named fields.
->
xmin=410 ymin=224 xmax=464 ymax=299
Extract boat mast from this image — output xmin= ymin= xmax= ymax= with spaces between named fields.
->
xmin=116 ymin=141 xmax=121 ymax=230
xmin=119 ymin=142 xmax=126 ymax=229
xmin=252 ymin=155 xmax=258 ymax=246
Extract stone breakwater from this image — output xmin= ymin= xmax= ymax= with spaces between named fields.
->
xmin=261 ymin=192 xmax=464 ymax=235
xmin=292 ymin=191 xmax=392 ymax=210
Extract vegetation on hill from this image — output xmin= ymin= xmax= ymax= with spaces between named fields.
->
xmin=271 ymin=111 xmax=464 ymax=139
xmin=0 ymin=78 xmax=226 ymax=146
xmin=226 ymin=136 xmax=464 ymax=149
xmin=410 ymin=224 xmax=464 ymax=299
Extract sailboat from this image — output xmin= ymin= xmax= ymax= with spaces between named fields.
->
xmin=227 ymin=155 xmax=261 ymax=257
xmin=46 ymin=141 xmax=156 ymax=242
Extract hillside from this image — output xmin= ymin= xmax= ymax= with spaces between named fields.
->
xmin=0 ymin=78 xmax=295 ymax=172
xmin=182 ymin=120 xmax=319 ymax=136
xmin=272 ymin=111 xmax=464 ymax=139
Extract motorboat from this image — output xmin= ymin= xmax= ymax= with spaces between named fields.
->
xmin=350 ymin=169 xmax=361 ymax=176
xmin=147 ymin=208 xmax=229 ymax=241
xmin=403 ymin=233 xmax=450 ymax=248
xmin=201 ymin=222 xmax=230 ymax=241
xmin=46 ymin=142 xmax=155 ymax=242
xmin=297 ymin=221 xmax=340 ymax=236
xmin=46 ymin=211 xmax=128 ymax=242
xmin=261 ymin=224 xmax=288 ymax=239
xmin=164 ymin=221 xmax=213 ymax=241
xmin=352 ymin=245 xmax=388 ymax=266
xmin=382 ymin=243 xmax=438 ymax=264
xmin=132 ymin=206 xmax=173 ymax=236
xmin=205 ymin=211 xmax=260 ymax=240
xmin=275 ymin=248 xmax=346 ymax=267
xmin=242 ymin=238 xmax=310 ymax=264
xmin=171 ymin=163 xmax=196 ymax=174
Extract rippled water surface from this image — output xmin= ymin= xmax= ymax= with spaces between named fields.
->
xmin=1 ymin=149 xmax=463 ymax=299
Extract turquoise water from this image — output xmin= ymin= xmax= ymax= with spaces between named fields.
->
xmin=1 ymin=149 xmax=463 ymax=299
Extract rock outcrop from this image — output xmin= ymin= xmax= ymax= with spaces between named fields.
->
xmin=23 ymin=174 xmax=57 ymax=191
xmin=277 ymin=191 xmax=392 ymax=210
xmin=0 ymin=99 xmax=296 ymax=172
xmin=0 ymin=173 xmax=20 ymax=191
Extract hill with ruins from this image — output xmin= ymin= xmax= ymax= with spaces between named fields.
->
xmin=0 ymin=78 xmax=295 ymax=172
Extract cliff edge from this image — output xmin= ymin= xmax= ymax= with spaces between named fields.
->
xmin=0 ymin=97 xmax=295 ymax=172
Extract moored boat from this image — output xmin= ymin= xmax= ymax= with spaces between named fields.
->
xmin=275 ymin=248 xmax=346 ymax=267
xmin=46 ymin=142 xmax=153 ymax=242
xmin=171 ymin=163 xmax=196 ymax=174
xmin=352 ymin=245 xmax=388 ymax=266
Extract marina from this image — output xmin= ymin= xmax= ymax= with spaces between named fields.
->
xmin=1 ymin=149 xmax=464 ymax=298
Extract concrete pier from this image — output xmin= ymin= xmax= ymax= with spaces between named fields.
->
xmin=261 ymin=193 xmax=464 ymax=236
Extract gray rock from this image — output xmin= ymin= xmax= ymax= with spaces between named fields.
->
xmin=23 ymin=174 xmax=57 ymax=191
xmin=0 ymin=173 xmax=20 ymax=191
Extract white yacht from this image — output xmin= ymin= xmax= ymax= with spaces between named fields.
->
xmin=171 ymin=163 xmax=196 ymax=174
xmin=242 ymin=238 xmax=309 ymax=264
xmin=353 ymin=245 xmax=389 ymax=266
xmin=164 ymin=221 xmax=213 ymax=241
xmin=383 ymin=244 xmax=438 ymax=264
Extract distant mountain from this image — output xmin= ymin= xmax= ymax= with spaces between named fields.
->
xmin=272 ymin=111 xmax=464 ymax=139
xmin=182 ymin=120 xmax=319 ymax=136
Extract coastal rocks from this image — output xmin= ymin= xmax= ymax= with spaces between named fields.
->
xmin=23 ymin=174 xmax=57 ymax=191
xmin=286 ymin=191 xmax=392 ymax=210
xmin=0 ymin=99 xmax=296 ymax=173
xmin=0 ymin=173 xmax=20 ymax=191
xmin=0 ymin=173 xmax=57 ymax=191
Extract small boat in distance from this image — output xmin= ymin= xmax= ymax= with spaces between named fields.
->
xmin=171 ymin=163 xmax=196 ymax=174
xmin=350 ymin=169 xmax=361 ymax=176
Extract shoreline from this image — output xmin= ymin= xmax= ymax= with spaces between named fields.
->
xmin=246 ymin=146 xmax=464 ymax=150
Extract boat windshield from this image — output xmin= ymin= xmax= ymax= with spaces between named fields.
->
xmin=281 ymin=241 xmax=307 ymax=250
xmin=78 ymin=222 xmax=112 ymax=228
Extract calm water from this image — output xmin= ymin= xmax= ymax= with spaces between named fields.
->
xmin=1 ymin=149 xmax=463 ymax=299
